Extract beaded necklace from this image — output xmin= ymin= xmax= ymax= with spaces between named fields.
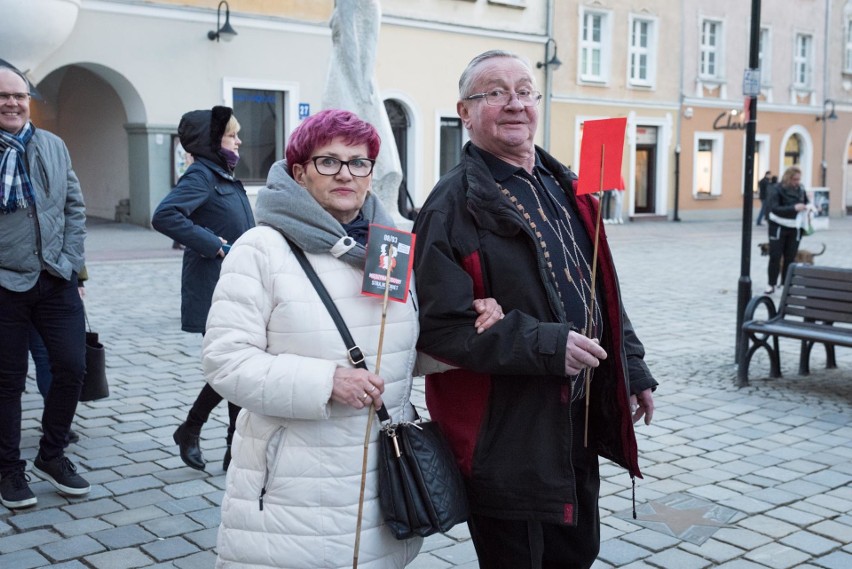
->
xmin=499 ymin=171 xmax=603 ymax=400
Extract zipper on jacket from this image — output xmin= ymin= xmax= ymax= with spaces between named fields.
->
xmin=258 ymin=426 xmax=286 ymax=511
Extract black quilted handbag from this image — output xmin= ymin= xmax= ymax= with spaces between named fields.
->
xmin=280 ymin=232 xmax=468 ymax=540
xmin=377 ymin=408 xmax=469 ymax=539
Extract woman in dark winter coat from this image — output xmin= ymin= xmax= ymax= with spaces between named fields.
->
xmin=764 ymin=165 xmax=809 ymax=294
xmin=152 ymin=106 xmax=255 ymax=471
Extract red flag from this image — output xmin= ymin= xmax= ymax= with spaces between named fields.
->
xmin=577 ymin=117 xmax=627 ymax=196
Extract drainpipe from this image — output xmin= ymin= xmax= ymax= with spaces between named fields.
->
xmin=673 ymin=0 xmax=685 ymax=222
xmin=543 ymin=0 xmax=555 ymax=150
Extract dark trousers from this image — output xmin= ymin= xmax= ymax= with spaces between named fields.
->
xmin=28 ymin=326 xmax=53 ymax=398
xmin=768 ymin=226 xmax=801 ymax=286
xmin=186 ymin=380 xmax=240 ymax=441
xmin=467 ymin=444 xmax=601 ymax=568
xmin=755 ymin=199 xmax=767 ymax=225
xmin=0 ymin=272 xmax=85 ymax=474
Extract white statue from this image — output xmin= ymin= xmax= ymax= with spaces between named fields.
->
xmin=323 ymin=0 xmax=403 ymax=218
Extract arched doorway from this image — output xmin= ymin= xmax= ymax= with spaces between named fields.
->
xmin=34 ymin=64 xmax=146 ymax=223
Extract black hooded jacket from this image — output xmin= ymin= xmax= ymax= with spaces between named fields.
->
xmin=152 ymin=106 xmax=255 ymax=333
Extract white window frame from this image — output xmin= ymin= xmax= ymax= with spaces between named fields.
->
xmin=222 ymin=77 xmax=299 ymax=194
xmin=693 ymin=131 xmax=724 ymax=197
xmin=758 ymin=26 xmax=772 ymax=85
xmin=578 ymin=7 xmax=611 ymax=84
xmin=793 ymin=33 xmax=813 ymax=89
xmin=699 ymin=19 xmax=723 ymax=80
xmin=434 ymin=112 xmax=469 ymax=185
xmin=742 ymin=134 xmax=771 ymax=194
xmin=846 ymin=18 xmax=852 ymax=73
xmin=628 ymin=15 xmax=657 ymax=88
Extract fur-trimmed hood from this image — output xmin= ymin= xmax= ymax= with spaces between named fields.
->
xmin=177 ymin=105 xmax=233 ymax=168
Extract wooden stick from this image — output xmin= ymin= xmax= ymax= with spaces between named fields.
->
xmin=585 ymin=145 xmax=604 ymax=448
xmin=353 ymin=245 xmax=396 ymax=569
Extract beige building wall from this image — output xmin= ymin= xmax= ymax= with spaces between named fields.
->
xmin=376 ymin=23 xmax=543 ymax=205
xmin=154 ymin=0 xmax=332 ymax=21
xmin=548 ymin=0 xmax=681 ymax=220
xmin=679 ymin=0 xmax=829 ymax=219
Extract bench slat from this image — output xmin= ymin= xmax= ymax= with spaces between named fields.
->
xmin=786 ymin=283 xmax=852 ymax=303
xmin=742 ymin=320 xmax=852 ymax=346
xmin=783 ymin=299 xmax=852 ymax=323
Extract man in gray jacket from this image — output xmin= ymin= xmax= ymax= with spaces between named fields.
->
xmin=0 ymin=65 xmax=90 ymax=509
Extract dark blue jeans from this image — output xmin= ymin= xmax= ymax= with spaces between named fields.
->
xmin=28 ymin=326 xmax=53 ymax=398
xmin=0 ymin=271 xmax=85 ymax=474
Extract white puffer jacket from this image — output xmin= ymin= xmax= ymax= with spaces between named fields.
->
xmin=203 ymin=226 xmax=422 ymax=568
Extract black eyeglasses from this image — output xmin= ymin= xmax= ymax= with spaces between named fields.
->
xmin=309 ymin=156 xmax=376 ymax=177
xmin=463 ymin=89 xmax=542 ymax=107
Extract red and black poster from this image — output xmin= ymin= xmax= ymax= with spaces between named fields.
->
xmin=361 ymin=224 xmax=415 ymax=303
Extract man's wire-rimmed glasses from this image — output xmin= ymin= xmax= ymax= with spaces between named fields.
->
xmin=310 ymin=156 xmax=376 ymax=177
xmin=463 ymin=89 xmax=542 ymax=107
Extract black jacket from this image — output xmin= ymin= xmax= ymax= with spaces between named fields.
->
xmin=413 ymin=142 xmax=656 ymax=524
xmin=767 ymin=182 xmax=808 ymax=224
xmin=152 ymin=107 xmax=255 ymax=333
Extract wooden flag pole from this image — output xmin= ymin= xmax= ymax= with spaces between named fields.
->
xmin=584 ymin=145 xmax=604 ymax=448
xmin=353 ymin=245 xmax=396 ymax=569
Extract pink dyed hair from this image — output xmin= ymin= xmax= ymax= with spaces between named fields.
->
xmin=285 ymin=109 xmax=381 ymax=175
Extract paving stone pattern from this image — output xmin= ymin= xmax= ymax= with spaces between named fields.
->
xmin=0 ymin=218 xmax=850 ymax=568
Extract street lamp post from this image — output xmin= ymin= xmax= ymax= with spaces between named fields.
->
xmin=816 ymin=99 xmax=837 ymax=187
xmin=734 ymin=0 xmax=761 ymax=371
xmin=537 ymin=38 xmax=562 ymax=151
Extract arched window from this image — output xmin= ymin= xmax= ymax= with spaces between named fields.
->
xmin=784 ymin=134 xmax=801 ymax=167
xmin=383 ymin=99 xmax=416 ymax=219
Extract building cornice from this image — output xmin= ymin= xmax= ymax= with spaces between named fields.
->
xmin=551 ymin=95 xmax=680 ymax=112
xmin=381 ymin=15 xmax=545 ymax=44
xmin=82 ymin=0 xmax=330 ymax=36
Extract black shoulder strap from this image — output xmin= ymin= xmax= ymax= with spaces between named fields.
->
xmin=270 ymin=227 xmax=391 ymax=422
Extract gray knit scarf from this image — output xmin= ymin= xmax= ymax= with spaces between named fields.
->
xmin=254 ymin=159 xmax=395 ymax=268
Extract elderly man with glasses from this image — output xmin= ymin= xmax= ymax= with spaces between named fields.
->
xmin=412 ymin=50 xmax=657 ymax=569
xmin=0 ymin=65 xmax=89 ymax=509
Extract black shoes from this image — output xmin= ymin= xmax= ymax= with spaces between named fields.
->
xmin=223 ymin=445 xmax=232 ymax=471
xmin=223 ymin=431 xmax=233 ymax=471
xmin=173 ymin=423 xmax=205 ymax=471
xmin=67 ymin=429 xmax=80 ymax=445
xmin=0 ymin=470 xmax=37 ymax=509
xmin=32 ymin=454 xmax=91 ymax=496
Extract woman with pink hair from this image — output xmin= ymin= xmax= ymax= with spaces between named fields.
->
xmin=201 ymin=109 xmax=502 ymax=568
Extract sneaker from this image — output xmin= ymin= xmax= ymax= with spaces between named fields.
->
xmin=67 ymin=430 xmax=80 ymax=445
xmin=32 ymin=455 xmax=90 ymax=496
xmin=764 ymin=285 xmax=775 ymax=295
xmin=0 ymin=470 xmax=37 ymax=509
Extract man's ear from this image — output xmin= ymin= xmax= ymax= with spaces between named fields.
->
xmin=457 ymin=100 xmax=472 ymax=129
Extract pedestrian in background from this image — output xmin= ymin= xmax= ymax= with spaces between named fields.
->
xmin=765 ymin=165 xmax=808 ymax=294
xmin=0 ymin=65 xmax=90 ymax=509
xmin=756 ymin=170 xmax=771 ymax=226
xmin=152 ymin=106 xmax=254 ymax=472
xmin=413 ymin=50 xmax=657 ymax=569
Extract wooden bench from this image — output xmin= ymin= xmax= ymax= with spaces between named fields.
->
xmin=738 ymin=263 xmax=852 ymax=386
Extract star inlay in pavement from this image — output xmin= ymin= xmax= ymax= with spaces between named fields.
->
xmin=615 ymin=492 xmax=740 ymax=545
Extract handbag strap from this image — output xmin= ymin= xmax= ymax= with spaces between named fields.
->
xmin=268 ymin=227 xmax=392 ymax=423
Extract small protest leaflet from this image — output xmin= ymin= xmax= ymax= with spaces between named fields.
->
xmin=361 ymin=224 xmax=416 ymax=303
xmin=577 ymin=117 xmax=627 ymax=196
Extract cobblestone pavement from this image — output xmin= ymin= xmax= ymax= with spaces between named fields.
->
xmin=1 ymin=217 xmax=850 ymax=568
